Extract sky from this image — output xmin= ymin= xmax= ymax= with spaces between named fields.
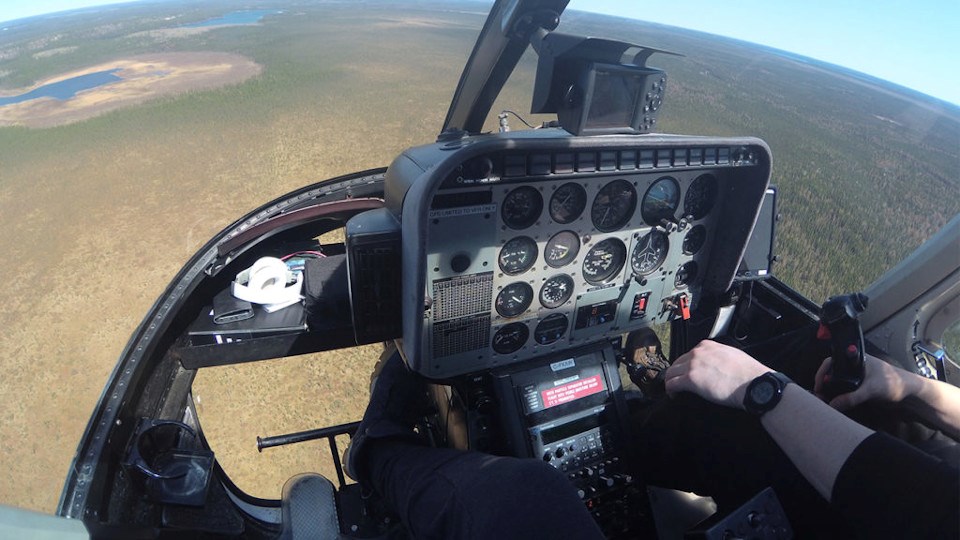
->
xmin=0 ymin=0 xmax=958 ymax=105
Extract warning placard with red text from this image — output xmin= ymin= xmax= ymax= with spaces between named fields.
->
xmin=541 ymin=375 xmax=604 ymax=409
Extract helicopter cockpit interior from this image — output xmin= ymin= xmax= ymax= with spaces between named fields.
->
xmin=56 ymin=1 xmax=959 ymax=539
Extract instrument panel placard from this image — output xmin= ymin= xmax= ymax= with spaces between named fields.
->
xmin=541 ymin=374 xmax=605 ymax=409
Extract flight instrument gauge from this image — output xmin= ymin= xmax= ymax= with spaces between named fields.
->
xmin=641 ymin=177 xmax=680 ymax=225
xmin=682 ymin=225 xmax=706 ymax=255
xmin=684 ymin=174 xmax=718 ymax=220
xmin=549 ymin=182 xmax=587 ymax=224
xmin=502 ymin=186 xmax=543 ymax=229
xmin=492 ymin=322 xmax=529 ymax=354
xmin=496 ymin=282 xmax=534 ymax=318
xmin=534 ymin=314 xmax=568 ymax=345
xmin=582 ymin=238 xmax=627 ymax=285
xmin=631 ymin=230 xmax=669 ymax=276
xmin=499 ymin=236 xmax=538 ymax=275
xmin=675 ymin=261 xmax=699 ymax=288
xmin=540 ymin=274 xmax=575 ymax=309
xmin=544 ymin=230 xmax=580 ymax=268
xmin=591 ymin=179 xmax=637 ymax=232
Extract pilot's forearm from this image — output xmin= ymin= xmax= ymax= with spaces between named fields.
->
xmin=903 ymin=373 xmax=960 ymax=440
xmin=760 ymin=384 xmax=873 ymax=501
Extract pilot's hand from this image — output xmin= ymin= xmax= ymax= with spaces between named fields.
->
xmin=664 ymin=340 xmax=771 ymax=410
xmin=814 ymin=354 xmax=916 ymax=411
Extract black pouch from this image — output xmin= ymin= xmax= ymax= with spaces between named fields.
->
xmin=212 ymin=288 xmax=254 ymax=324
xmin=303 ymin=254 xmax=351 ymax=329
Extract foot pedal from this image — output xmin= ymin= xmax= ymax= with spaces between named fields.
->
xmin=279 ymin=474 xmax=340 ymax=540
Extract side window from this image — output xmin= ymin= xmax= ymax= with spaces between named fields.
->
xmin=192 ymin=344 xmax=382 ymax=499
xmin=943 ymin=319 xmax=960 ymax=361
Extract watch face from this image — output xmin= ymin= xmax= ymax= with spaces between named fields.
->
xmin=750 ymin=380 xmax=776 ymax=405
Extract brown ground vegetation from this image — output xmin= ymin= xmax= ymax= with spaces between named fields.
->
xmin=0 ymin=52 xmax=260 ymax=127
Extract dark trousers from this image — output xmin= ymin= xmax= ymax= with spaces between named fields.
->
xmin=368 ymin=441 xmax=605 ymax=539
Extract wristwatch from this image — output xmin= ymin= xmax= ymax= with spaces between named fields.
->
xmin=743 ymin=372 xmax=793 ymax=416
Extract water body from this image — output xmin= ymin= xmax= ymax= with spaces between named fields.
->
xmin=0 ymin=68 xmax=122 ymax=107
xmin=182 ymin=10 xmax=282 ymax=28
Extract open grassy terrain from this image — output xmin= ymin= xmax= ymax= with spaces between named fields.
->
xmin=0 ymin=0 xmax=957 ymax=511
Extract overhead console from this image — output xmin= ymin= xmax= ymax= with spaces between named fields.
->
xmin=346 ymin=131 xmax=770 ymax=379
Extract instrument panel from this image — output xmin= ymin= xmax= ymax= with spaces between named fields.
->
xmin=428 ymin=169 xmax=719 ymax=360
xmin=389 ymin=136 xmax=770 ymax=379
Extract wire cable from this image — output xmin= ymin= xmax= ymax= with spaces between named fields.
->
xmin=500 ymin=110 xmax=536 ymax=129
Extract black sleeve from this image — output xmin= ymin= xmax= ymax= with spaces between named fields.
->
xmin=832 ymin=432 xmax=959 ymax=539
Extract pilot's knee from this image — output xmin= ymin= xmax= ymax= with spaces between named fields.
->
xmin=511 ymin=459 xmax=578 ymax=496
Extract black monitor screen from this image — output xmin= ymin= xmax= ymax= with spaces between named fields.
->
xmin=738 ymin=188 xmax=777 ymax=279
xmin=585 ymin=68 xmax=643 ymax=129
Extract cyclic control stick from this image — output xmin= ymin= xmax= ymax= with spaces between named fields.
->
xmin=817 ymin=292 xmax=869 ymax=399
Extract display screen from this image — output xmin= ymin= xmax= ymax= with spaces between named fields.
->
xmin=738 ymin=187 xmax=777 ymax=279
xmin=585 ymin=68 xmax=643 ymax=129
xmin=541 ymin=414 xmax=603 ymax=445
xmin=540 ymin=374 xmax=605 ymax=409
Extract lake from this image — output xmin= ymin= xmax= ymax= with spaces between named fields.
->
xmin=0 ymin=68 xmax=122 ymax=107
xmin=182 ymin=10 xmax=283 ymax=28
